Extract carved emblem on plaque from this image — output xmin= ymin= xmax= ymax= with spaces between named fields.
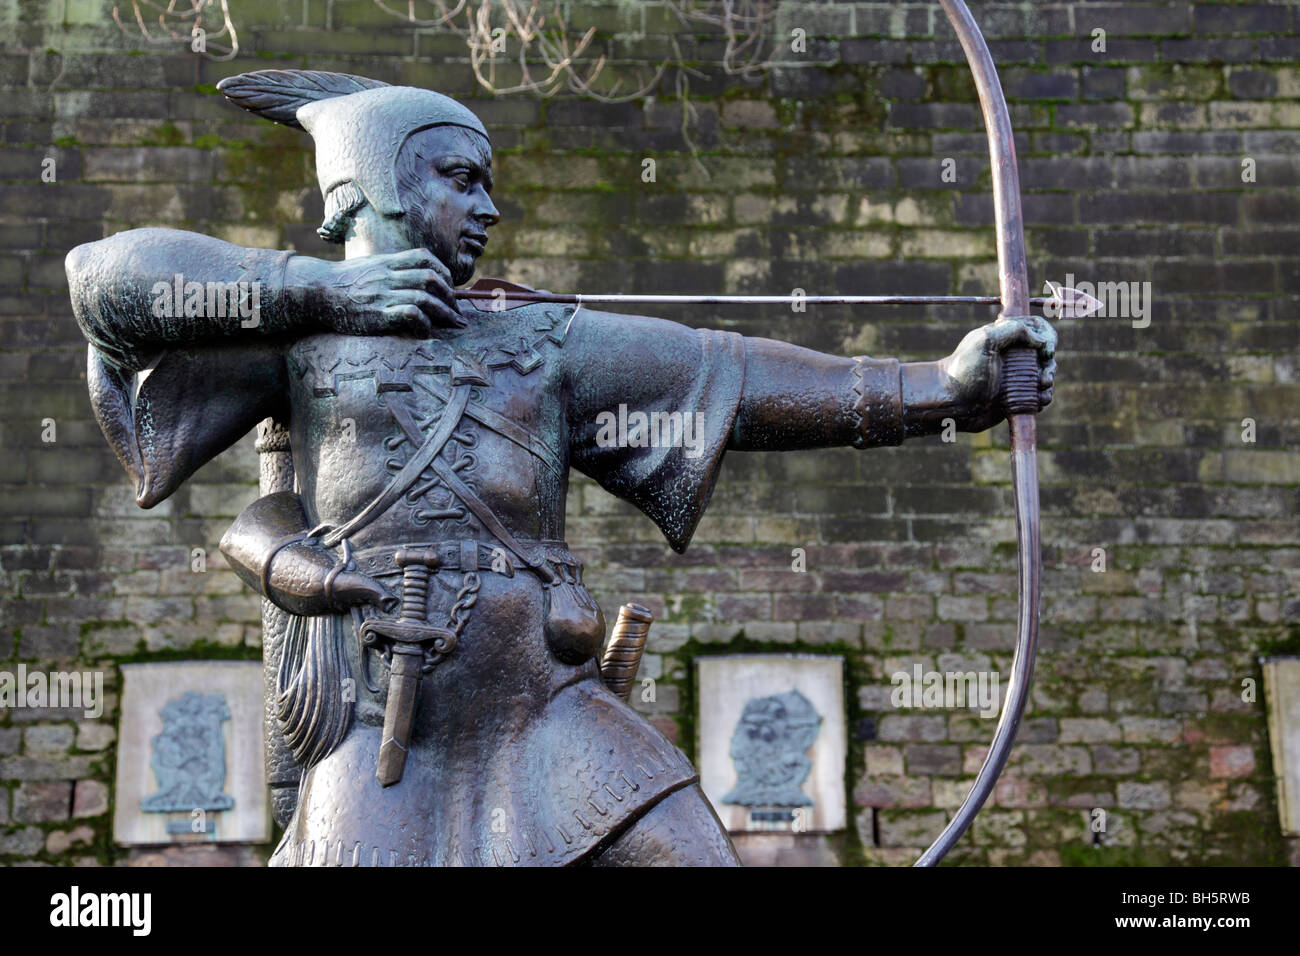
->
xmin=722 ymin=689 xmax=822 ymax=807
xmin=141 ymin=691 xmax=235 ymax=813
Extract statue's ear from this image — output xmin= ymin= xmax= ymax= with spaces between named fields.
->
xmin=216 ymin=70 xmax=389 ymax=129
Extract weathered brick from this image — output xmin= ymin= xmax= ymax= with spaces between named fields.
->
xmin=877 ymin=810 xmax=947 ymax=848
xmin=1080 ymin=5 xmax=1192 ymax=36
xmin=1010 ymin=745 xmax=1091 ymax=776
xmin=904 ymin=744 xmax=961 ymax=775
xmin=1117 ymin=782 xmax=1171 ymax=810
xmin=22 ymin=723 xmax=74 ymax=754
xmin=0 ymin=755 xmax=93 ymax=780
xmin=1119 ymin=717 xmax=1182 ymax=744
xmin=1059 ymin=719 xmax=1122 ymax=744
xmin=0 ymin=826 xmax=44 ymax=857
xmin=72 ymin=779 xmax=108 ymax=818
xmin=878 ymin=715 xmax=947 ymax=742
xmin=45 ymin=824 xmax=95 ymax=854
xmin=1209 ymin=746 xmax=1255 ymax=779
xmin=12 ymin=780 xmax=71 ymax=823
xmin=1194 ymin=5 xmax=1288 ymax=35
xmin=854 ymin=774 xmax=931 ymax=809
xmin=1093 ymin=746 xmax=1143 ymax=776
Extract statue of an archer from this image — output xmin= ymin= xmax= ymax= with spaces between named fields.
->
xmin=65 ymin=70 xmax=1055 ymax=866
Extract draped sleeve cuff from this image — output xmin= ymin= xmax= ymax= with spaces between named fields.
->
xmin=851 ymin=356 xmax=904 ymax=448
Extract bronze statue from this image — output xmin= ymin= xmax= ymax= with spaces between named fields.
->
xmin=66 ymin=50 xmax=1055 ymax=865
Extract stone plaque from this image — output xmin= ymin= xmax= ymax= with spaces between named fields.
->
xmin=697 ymin=655 xmax=846 ymax=833
xmin=114 ymin=662 xmax=268 ymax=845
xmin=1262 ymin=656 xmax=1300 ymax=836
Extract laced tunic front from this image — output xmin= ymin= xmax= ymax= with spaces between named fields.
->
xmin=272 ymin=302 xmax=748 ymax=865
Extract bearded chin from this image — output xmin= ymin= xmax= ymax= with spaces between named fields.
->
xmin=411 ymin=238 xmax=474 ymax=288
xmin=450 ymin=253 xmax=476 ymax=288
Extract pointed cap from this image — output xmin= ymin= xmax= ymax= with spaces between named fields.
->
xmin=217 ymin=70 xmax=489 ymax=217
xmin=297 ymin=85 xmax=488 ymax=217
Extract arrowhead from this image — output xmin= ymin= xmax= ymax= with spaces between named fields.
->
xmin=1043 ymin=281 xmax=1104 ymax=319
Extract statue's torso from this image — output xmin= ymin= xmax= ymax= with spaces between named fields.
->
xmin=273 ymin=304 xmax=697 ymax=866
xmin=285 ymin=303 xmax=573 ymax=550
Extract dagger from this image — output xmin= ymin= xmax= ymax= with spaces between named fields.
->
xmin=359 ymin=547 xmax=458 ymax=788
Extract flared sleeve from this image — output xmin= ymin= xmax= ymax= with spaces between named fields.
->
xmin=564 ymin=309 xmax=745 ymax=552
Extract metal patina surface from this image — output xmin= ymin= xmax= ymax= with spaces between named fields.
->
xmin=65 ymin=2 xmax=1056 ymax=866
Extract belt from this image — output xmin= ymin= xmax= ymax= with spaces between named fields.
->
xmin=351 ymin=539 xmax=582 ymax=583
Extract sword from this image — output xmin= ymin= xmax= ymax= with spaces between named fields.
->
xmin=359 ymin=547 xmax=458 ymax=787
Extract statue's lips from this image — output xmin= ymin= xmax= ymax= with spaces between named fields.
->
xmin=460 ymin=234 xmax=487 ymax=256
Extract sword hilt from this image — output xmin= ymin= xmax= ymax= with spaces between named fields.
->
xmin=394 ymin=547 xmax=441 ymax=623
xmin=600 ymin=603 xmax=653 ymax=702
xmin=360 ymin=547 xmax=455 ymax=653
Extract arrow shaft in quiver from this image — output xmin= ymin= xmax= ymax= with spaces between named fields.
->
xmin=600 ymin=603 xmax=654 ymax=702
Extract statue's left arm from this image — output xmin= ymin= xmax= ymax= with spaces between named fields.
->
xmin=729 ymin=318 xmax=1056 ymax=452
xmin=565 ymin=309 xmax=1054 ymax=553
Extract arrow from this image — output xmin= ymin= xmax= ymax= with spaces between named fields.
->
xmin=452 ymin=285 xmax=1102 ymax=313
xmin=1041 ymin=281 xmax=1104 ymax=319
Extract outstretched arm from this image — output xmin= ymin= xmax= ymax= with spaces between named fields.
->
xmin=564 ymin=308 xmax=1056 ymax=552
xmin=729 ymin=316 xmax=1057 ymax=451
xmin=66 ymin=227 xmax=463 ymax=372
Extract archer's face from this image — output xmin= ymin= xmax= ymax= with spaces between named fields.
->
xmin=396 ymin=126 xmax=499 ymax=287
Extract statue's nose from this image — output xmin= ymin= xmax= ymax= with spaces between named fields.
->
xmin=475 ymin=192 xmax=500 ymax=227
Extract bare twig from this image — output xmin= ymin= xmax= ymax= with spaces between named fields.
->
xmin=113 ymin=0 xmax=239 ymax=61
xmin=372 ymin=0 xmax=467 ymax=28
xmin=371 ymin=0 xmax=777 ymax=100
xmin=117 ymin=1 xmax=784 ymax=154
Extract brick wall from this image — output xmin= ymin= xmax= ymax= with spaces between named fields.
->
xmin=1 ymin=0 xmax=1297 ymax=865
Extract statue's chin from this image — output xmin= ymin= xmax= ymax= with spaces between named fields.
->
xmin=450 ymin=255 xmax=476 ymax=288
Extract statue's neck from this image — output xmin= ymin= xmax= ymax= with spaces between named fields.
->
xmin=343 ymin=207 xmax=410 ymax=258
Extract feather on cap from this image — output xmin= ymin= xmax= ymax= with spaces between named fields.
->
xmin=217 ymin=70 xmax=489 ymax=217
xmin=215 ymin=70 xmax=390 ymax=129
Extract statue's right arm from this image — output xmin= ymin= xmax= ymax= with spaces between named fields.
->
xmin=66 ymin=228 xmax=464 ymax=373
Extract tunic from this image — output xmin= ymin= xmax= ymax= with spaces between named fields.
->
xmin=266 ymin=300 xmax=748 ymax=866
